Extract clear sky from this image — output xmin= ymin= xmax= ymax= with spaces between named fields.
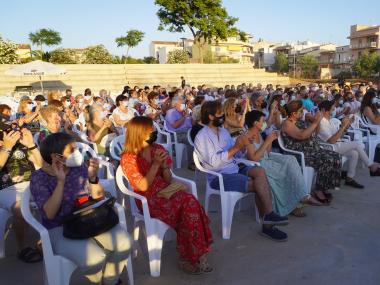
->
xmin=1 ymin=0 xmax=379 ymax=58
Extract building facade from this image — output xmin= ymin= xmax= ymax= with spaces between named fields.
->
xmin=348 ymin=24 xmax=380 ymax=60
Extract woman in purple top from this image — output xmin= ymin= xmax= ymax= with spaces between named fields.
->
xmin=30 ymin=133 xmax=131 ymax=285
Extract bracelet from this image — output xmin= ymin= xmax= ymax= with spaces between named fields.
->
xmin=0 ymin=146 xmax=11 ymax=155
xmin=27 ymin=144 xmax=37 ymax=151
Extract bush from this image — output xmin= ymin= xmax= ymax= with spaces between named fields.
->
xmin=352 ymin=51 xmax=380 ymax=78
xmin=83 ymin=45 xmax=113 ymax=64
xmin=0 ymin=36 xmax=20 ymax=64
xmin=298 ymin=55 xmax=319 ymax=79
xmin=272 ymin=53 xmax=289 ymax=73
xmin=167 ymin=49 xmax=189 ymax=64
xmin=49 ymin=48 xmax=77 ymax=64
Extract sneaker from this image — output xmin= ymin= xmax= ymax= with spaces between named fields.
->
xmin=345 ymin=179 xmax=364 ymax=189
xmin=262 ymin=211 xmax=289 ymax=226
xmin=260 ymin=226 xmax=288 ymax=242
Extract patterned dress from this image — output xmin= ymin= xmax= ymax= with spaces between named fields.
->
xmin=281 ymin=120 xmax=341 ymax=191
xmin=120 ymin=143 xmax=212 ymax=264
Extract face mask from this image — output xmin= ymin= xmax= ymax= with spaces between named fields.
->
xmin=358 ymin=97 xmax=363 ymax=102
xmin=180 ymin=103 xmax=186 ymax=111
xmin=260 ymin=121 xmax=267 ymax=132
xmin=348 ymin=97 xmax=354 ymax=102
xmin=104 ymin=103 xmax=111 ymax=110
xmin=339 ymin=99 xmax=344 ymax=105
xmin=78 ymin=99 xmax=84 ymax=104
xmin=146 ymin=131 xmax=158 ymax=145
xmin=290 ymin=95 xmax=296 ymax=101
xmin=261 ymin=101 xmax=267 ymax=109
xmin=372 ymin=98 xmax=379 ymax=105
xmin=84 ymin=95 xmax=92 ymax=101
xmin=122 ymin=101 xmax=129 ymax=108
xmin=100 ymin=111 xmax=108 ymax=120
xmin=331 ymin=110 xmax=337 ymax=118
xmin=153 ymin=99 xmax=159 ymax=105
xmin=64 ymin=149 xmax=83 ymax=167
xmin=235 ymin=105 xmax=242 ymax=113
xmin=27 ymin=103 xmax=34 ymax=111
xmin=212 ymin=114 xmax=225 ymax=127
xmin=64 ymin=101 xmax=71 ymax=108
xmin=280 ymin=100 xmax=286 ymax=107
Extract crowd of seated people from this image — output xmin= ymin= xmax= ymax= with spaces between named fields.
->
xmin=1 ymin=80 xmax=380 ymax=282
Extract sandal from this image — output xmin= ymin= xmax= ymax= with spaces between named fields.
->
xmin=18 ymin=246 xmax=43 ymax=263
xmin=178 ymin=260 xmax=202 ymax=275
xmin=301 ymin=195 xmax=323 ymax=206
xmin=198 ymin=255 xmax=213 ymax=273
xmin=290 ymin=208 xmax=307 ymax=218
xmin=311 ymin=192 xmax=330 ymax=206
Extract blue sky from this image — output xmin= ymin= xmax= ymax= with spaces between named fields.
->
xmin=1 ymin=0 xmax=379 ymax=58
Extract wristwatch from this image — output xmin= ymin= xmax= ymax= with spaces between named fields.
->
xmin=27 ymin=144 xmax=37 ymax=151
xmin=89 ymin=176 xmax=99 ymax=184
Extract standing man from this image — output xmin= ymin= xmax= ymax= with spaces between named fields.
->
xmin=181 ymin=76 xmax=186 ymax=89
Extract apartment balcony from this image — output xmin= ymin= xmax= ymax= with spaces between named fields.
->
xmin=350 ymin=42 xmax=378 ymax=49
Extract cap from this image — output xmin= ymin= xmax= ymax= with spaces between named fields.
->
xmin=34 ymin=95 xmax=46 ymax=102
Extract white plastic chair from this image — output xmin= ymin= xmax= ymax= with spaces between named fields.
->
xmin=109 ymin=135 xmax=125 ymax=161
xmin=21 ymin=186 xmax=134 ymax=285
xmin=152 ymin=121 xmax=173 ymax=158
xmin=76 ymin=142 xmax=116 ymax=197
xmin=163 ymin=120 xmax=186 ymax=169
xmin=277 ymin=134 xmax=316 ymax=193
xmin=351 ymin=115 xmax=380 ymax=163
xmin=193 ymin=152 xmax=260 ymax=240
xmin=115 ymin=166 xmax=197 ymax=277
xmin=187 ymin=128 xmax=194 ymax=147
xmin=76 ymin=131 xmax=99 ymax=154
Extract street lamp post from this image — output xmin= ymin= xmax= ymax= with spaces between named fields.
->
xmin=292 ymin=49 xmax=296 ymax=78
xmin=180 ymin=37 xmax=187 ymax=51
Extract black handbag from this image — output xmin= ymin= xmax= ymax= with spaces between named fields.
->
xmin=63 ymin=196 xmax=119 ymax=239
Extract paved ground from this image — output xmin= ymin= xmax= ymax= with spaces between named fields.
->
xmin=1 ymin=167 xmax=380 ymax=285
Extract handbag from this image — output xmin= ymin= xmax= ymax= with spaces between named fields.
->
xmin=62 ymin=196 xmax=119 ymax=239
xmin=157 ymin=182 xmax=186 ymax=199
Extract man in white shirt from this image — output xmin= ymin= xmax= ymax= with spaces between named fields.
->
xmin=317 ymin=100 xmax=380 ymax=188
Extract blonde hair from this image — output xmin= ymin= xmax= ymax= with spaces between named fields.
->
xmin=124 ymin=116 xmax=153 ymax=155
xmin=40 ymin=105 xmax=60 ymax=121
xmin=17 ymin=98 xmax=32 ymax=113
xmin=47 ymin=90 xmax=62 ymax=103
xmin=223 ymin=98 xmax=237 ymax=119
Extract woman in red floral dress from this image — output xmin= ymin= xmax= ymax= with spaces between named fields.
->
xmin=120 ymin=116 xmax=213 ymax=274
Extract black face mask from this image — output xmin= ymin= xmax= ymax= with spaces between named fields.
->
xmin=212 ymin=115 xmax=225 ymax=127
xmin=261 ymin=102 xmax=267 ymax=109
xmin=146 ymin=131 xmax=158 ymax=145
xmin=235 ymin=105 xmax=242 ymax=114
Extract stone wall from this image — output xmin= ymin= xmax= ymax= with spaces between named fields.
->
xmin=0 ymin=64 xmax=290 ymax=95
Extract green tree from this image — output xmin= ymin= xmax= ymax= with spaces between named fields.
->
xmin=28 ymin=28 xmax=62 ymax=60
xmin=238 ymin=30 xmax=248 ymax=42
xmin=155 ymin=0 xmax=239 ymax=63
xmin=272 ymin=53 xmax=289 ymax=73
xmin=49 ymin=48 xmax=77 ymax=64
xmin=167 ymin=49 xmax=189 ymax=64
xmin=352 ymin=51 xmax=380 ymax=78
xmin=0 ymin=36 xmax=20 ymax=64
xmin=298 ymin=55 xmax=319 ymax=78
xmin=83 ymin=45 xmax=113 ymax=64
xmin=143 ymin=56 xmax=158 ymax=64
xmin=115 ymin=29 xmax=145 ymax=63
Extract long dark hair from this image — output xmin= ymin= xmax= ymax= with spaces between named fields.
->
xmin=360 ymin=91 xmax=379 ymax=115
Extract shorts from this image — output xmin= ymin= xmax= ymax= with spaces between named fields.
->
xmin=210 ymin=166 xmax=252 ymax=193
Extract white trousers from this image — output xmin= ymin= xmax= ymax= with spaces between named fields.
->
xmin=334 ymin=141 xmax=370 ymax=178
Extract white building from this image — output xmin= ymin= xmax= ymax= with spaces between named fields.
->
xmin=149 ymin=40 xmax=193 ymax=64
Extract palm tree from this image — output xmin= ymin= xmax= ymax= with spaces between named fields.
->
xmin=29 ymin=28 xmax=62 ymax=60
xmin=115 ymin=29 xmax=145 ymax=63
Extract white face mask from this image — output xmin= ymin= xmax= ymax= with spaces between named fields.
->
xmin=65 ymin=149 xmax=83 ymax=168
xmin=122 ymin=101 xmax=129 ymax=108
xmin=100 ymin=111 xmax=108 ymax=119
xmin=180 ymin=103 xmax=186 ymax=111
xmin=104 ymin=103 xmax=111 ymax=110
xmin=64 ymin=101 xmax=71 ymax=108
xmin=84 ymin=95 xmax=92 ymax=101
xmin=372 ymin=98 xmax=379 ymax=105
xmin=78 ymin=99 xmax=84 ymax=104
xmin=153 ymin=99 xmax=159 ymax=105
xmin=280 ymin=100 xmax=286 ymax=107
xmin=290 ymin=95 xmax=296 ymax=101
xmin=27 ymin=103 xmax=34 ymax=111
